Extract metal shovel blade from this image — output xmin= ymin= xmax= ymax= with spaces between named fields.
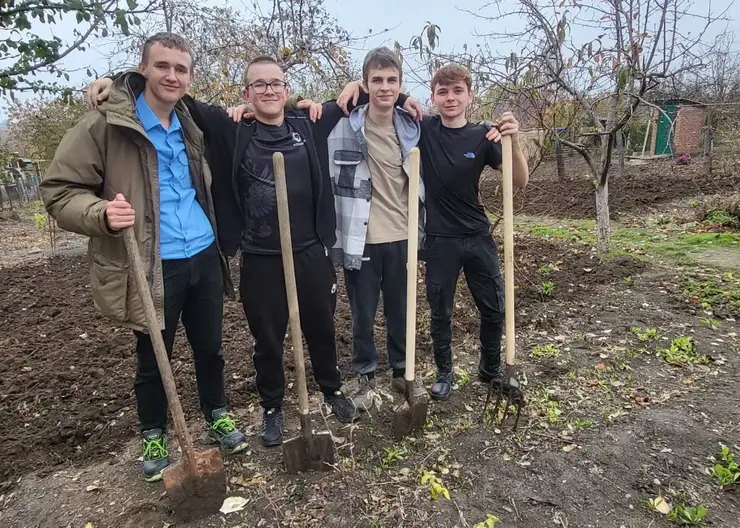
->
xmin=162 ymin=447 xmax=226 ymax=521
xmin=392 ymin=382 xmax=429 ymax=441
xmin=283 ymin=414 xmax=335 ymax=474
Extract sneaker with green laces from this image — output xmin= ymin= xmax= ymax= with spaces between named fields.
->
xmin=208 ymin=407 xmax=248 ymax=454
xmin=141 ymin=428 xmax=170 ymax=483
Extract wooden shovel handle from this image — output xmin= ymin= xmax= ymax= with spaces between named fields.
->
xmin=405 ymin=147 xmax=421 ymax=383
xmin=272 ymin=152 xmax=310 ymax=416
xmin=122 ymin=227 xmax=196 ymax=466
xmin=501 ymin=136 xmax=516 ymax=369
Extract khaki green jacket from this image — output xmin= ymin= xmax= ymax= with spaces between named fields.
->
xmin=40 ymin=71 xmax=231 ymax=332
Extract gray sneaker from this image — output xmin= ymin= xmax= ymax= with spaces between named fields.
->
xmin=351 ymin=374 xmax=377 ymax=411
xmin=141 ymin=428 xmax=170 ymax=483
xmin=392 ymin=376 xmax=428 ymax=398
xmin=208 ymin=408 xmax=248 ymax=454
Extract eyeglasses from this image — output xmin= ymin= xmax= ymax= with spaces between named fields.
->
xmin=247 ymin=81 xmax=287 ymax=94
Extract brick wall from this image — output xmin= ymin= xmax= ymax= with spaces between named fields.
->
xmin=674 ymin=105 xmax=706 ymax=154
xmin=649 ymin=105 xmax=706 ymax=155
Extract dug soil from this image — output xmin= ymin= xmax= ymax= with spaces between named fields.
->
xmin=1 ymin=157 xmax=738 ymax=527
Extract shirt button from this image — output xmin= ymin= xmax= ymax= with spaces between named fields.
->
xmin=366 ymin=198 xmax=370 ymax=202
xmin=145 ymin=215 xmax=152 ymax=223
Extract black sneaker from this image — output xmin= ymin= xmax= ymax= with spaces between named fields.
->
xmin=260 ymin=407 xmax=284 ymax=447
xmin=325 ymin=390 xmax=360 ymax=423
xmin=431 ymin=372 xmax=453 ymax=401
xmin=141 ymin=428 xmax=170 ymax=483
xmin=208 ymin=407 xmax=248 ymax=454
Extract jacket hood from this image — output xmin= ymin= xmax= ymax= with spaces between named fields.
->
xmin=349 ymin=104 xmax=421 ymax=159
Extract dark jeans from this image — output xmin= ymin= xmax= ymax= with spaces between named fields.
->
xmin=424 ymin=234 xmax=505 ymax=376
xmin=343 ymin=240 xmax=407 ymax=375
xmin=239 ymin=242 xmax=341 ymax=410
xmin=134 ymin=242 xmax=226 ymax=432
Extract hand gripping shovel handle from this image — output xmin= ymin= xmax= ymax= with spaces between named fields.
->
xmin=122 ymin=227 xmax=196 ymax=467
xmin=272 ymin=153 xmax=311 ymax=420
xmin=501 ymin=135 xmax=516 ymax=376
xmin=405 ymin=147 xmax=421 ymax=388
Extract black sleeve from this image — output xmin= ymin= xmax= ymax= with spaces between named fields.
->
xmin=180 ymin=95 xmax=236 ymax=142
xmin=485 ymin=137 xmax=503 ymax=170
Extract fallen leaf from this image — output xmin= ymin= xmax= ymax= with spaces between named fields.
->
xmin=85 ymin=485 xmax=100 ymax=492
xmin=464 ymin=404 xmax=474 ymax=412
xmin=652 ymin=496 xmax=671 ymax=514
xmin=583 ymin=268 xmax=593 ymax=272
xmin=562 ymin=444 xmax=577 ymax=452
xmin=220 ymin=496 xmax=249 ymax=514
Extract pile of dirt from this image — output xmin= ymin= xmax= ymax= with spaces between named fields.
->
xmin=480 ymin=157 xmax=740 ymax=220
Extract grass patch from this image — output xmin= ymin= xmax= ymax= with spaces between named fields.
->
xmin=683 ymin=271 xmax=740 ymax=314
xmin=531 ymin=344 xmax=561 ymax=358
xmin=518 ymin=216 xmax=740 ymax=265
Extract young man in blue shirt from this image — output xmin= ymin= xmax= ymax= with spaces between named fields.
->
xmin=43 ymin=33 xmax=248 ymax=483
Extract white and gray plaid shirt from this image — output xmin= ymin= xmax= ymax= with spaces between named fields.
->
xmin=326 ymin=104 xmax=424 ymax=270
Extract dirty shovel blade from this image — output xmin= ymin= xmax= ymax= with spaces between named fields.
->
xmin=392 ymin=395 xmax=429 ymax=441
xmin=162 ymin=447 xmax=226 ymax=521
xmin=283 ymin=432 xmax=335 ymax=474
xmin=283 ymin=414 xmax=335 ymax=474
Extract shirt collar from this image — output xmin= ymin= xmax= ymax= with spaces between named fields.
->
xmin=136 ymin=92 xmax=181 ymax=133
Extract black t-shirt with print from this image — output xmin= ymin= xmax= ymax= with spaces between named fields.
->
xmin=238 ymin=121 xmax=318 ymax=254
xmin=420 ymin=116 xmax=502 ymax=237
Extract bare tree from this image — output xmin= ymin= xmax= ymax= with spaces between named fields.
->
xmin=99 ymin=0 xmax=377 ymax=106
xmin=451 ymin=0 xmax=724 ymax=252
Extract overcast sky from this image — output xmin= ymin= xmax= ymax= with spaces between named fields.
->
xmin=1 ymin=0 xmax=738 ymax=118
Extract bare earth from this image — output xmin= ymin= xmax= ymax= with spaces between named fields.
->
xmin=1 ymin=158 xmax=738 ymax=528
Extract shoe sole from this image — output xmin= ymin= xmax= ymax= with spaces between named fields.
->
xmin=142 ymin=471 xmax=164 ymax=483
xmin=261 ymin=437 xmax=283 ymax=447
xmin=209 ymin=434 xmax=250 ymax=455
xmin=430 ymin=390 xmax=452 ymax=401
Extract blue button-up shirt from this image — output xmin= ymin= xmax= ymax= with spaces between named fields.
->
xmin=136 ymin=93 xmax=214 ymax=260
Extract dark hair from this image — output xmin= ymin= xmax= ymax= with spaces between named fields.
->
xmin=140 ymin=32 xmax=192 ymax=65
xmin=243 ymin=55 xmax=281 ymax=86
xmin=431 ymin=63 xmax=472 ymax=93
xmin=362 ymin=47 xmax=403 ymax=85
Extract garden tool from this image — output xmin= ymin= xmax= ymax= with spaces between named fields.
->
xmin=393 ymin=147 xmax=430 ymax=441
xmin=482 ymin=135 xmax=526 ymax=431
xmin=122 ymin=227 xmax=226 ymax=520
xmin=272 ymin=152 xmax=335 ymax=473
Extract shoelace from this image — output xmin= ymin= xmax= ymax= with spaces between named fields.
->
xmin=211 ymin=414 xmax=236 ymax=434
xmin=262 ymin=409 xmax=283 ymax=432
xmin=143 ymin=437 xmax=168 ymax=459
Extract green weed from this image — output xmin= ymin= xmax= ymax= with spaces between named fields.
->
xmin=657 ymin=336 xmax=709 ymax=367
xmin=531 ymin=344 xmax=561 ymax=359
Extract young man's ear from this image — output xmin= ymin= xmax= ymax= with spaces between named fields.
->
xmin=242 ymin=88 xmax=250 ymax=103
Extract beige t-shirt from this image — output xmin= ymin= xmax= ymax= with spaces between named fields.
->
xmin=364 ymin=115 xmax=408 ymax=244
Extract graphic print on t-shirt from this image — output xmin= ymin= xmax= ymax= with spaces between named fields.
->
xmin=239 ymin=121 xmax=317 ymax=254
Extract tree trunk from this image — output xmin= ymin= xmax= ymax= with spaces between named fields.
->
xmin=595 ymin=180 xmax=611 ymax=253
xmin=556 ymin=137 xmax=566 ymax=180
xmin=616 ymin=129 xmax=625 ymax=177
